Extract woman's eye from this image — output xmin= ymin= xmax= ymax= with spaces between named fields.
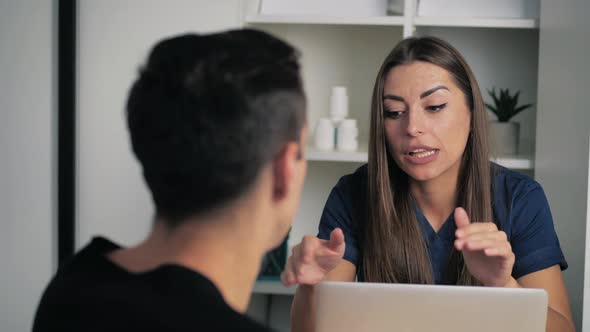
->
xmin=384 ymin=109 xmax=404 ymax=119
xmin=426 ymin=103 xmax=447 ymax=112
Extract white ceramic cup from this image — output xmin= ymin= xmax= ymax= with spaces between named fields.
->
xmin=315 ymin=118 xmax=335 ymax=151
xmin=337 ymin=119 xmax=358 ymax=151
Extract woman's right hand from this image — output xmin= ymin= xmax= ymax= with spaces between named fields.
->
xmin=280 ymin=228 xmax=346 ymax=286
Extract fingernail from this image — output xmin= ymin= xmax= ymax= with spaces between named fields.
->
xmin=455 ymin=230 xmax=463 ymax=237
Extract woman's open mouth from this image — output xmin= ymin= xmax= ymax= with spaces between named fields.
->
xmin=408 ymin=148 xmax=438 ymax=158
xmin=405 ymin=148 xmax=439 ymax=165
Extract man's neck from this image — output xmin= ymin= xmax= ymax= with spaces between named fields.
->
xmin=108 ymin=207 xmax=268 ymax=313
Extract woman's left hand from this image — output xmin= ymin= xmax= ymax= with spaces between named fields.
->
xmin=454 ymin=207 xmax=515 ymax=287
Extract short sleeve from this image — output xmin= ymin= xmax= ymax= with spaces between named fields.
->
xmin=510 ymin=182 xmax=568 ymax=279
xmin=317 ymin=175 xmax=360 ymax=266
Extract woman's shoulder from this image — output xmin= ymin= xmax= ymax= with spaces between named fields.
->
xmin=490 ymin=163 xmax=550 ymax=228
xmin=334 ymin=164 xmax=368 ymax=190
xmin=326 ymin=164 xmax=368 ymax=210
xmin=490 ymin=163 xmax=553 ymax=236
xmin=491 ymin=162 xmax=542 ymax=198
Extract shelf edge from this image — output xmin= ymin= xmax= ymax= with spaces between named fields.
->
xmin=245 ymin=14 xmax=405 ymax=26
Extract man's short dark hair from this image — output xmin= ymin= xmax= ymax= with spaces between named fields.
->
xmin=126 ymin=29 xmax=306 ymax=226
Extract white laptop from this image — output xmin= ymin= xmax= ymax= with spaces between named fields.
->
xmin=316 ymin=281 xmax=547 ymax=332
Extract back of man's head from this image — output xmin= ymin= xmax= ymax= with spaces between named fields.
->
xmin=126 ymin=29 xmax=306 ymax=226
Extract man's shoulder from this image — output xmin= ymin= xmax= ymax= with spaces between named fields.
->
xmin=33 ymin=251 xmax=274 ymax=332
xmin=35 ymin=306 xmax=273 ymax=332
xmin=36 ymin=237 xmax=119 ymax=299
xmin=118 ymin=300 xmax=273 ymax=332
xmin=54 ymin=236 xmax=120 ymax=276
xmin=188 ymin=310 xmax=273 ymax=331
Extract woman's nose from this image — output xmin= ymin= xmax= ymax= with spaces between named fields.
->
xmin=405 ymin=109 xmax=425 ymax=137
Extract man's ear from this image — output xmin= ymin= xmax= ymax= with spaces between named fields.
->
xmin=273 ymin=142 xmax=300 ymax=201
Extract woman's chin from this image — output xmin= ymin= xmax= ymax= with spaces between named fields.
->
xmin=404 ymin=167 xmax=440 ymax=183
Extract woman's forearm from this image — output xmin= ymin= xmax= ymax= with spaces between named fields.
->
xmin=505 ymin=276 xmax=574 ymax=332
xmin=546 ymin=307 xmax=575 ymax=332
xmin=291 ymin=284 xmax=317 ymax=332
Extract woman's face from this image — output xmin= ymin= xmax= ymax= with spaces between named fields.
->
xmin=382 ymin=61 xmax=471 ymax=183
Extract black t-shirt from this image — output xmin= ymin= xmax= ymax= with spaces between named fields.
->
xmin=33 ymin=237 xmax=272 ymax=332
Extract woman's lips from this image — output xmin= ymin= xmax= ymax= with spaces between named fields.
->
xmin=404 ymin=148 xmax=439 ymax=165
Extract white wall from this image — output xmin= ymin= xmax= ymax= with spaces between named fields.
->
xmin=585 ymin=138 xmax=590 ymax=331
xmin=535 ymin=0 xmax=590 ymax=329
xmin=76 ymin=0 xmax=242 ymax=247
xmin=0 ymin=1 xmax=56 ymax=331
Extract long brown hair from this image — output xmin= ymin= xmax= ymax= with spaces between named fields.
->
xmin=362 ymin=36 xmax=492 ymax=285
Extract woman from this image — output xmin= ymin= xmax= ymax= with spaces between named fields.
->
xmin=281 ymin=36 xmax=574 ymax=332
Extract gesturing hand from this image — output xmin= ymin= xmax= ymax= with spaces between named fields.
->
xmin=454 ymin=207 xmax=515 ymax=287
xmin=280 ymin=228 xmax=346 ymax=286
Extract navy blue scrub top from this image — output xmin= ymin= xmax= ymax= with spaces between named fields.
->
xmin=317 ymin=163 xmax=567 ymax=284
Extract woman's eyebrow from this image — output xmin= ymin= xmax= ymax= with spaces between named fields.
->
xmin=420 ymin=85 xmax=449 ymax=99
xmin=383 ymin=85 xmax=449 ymax=102
xmin=383 ymin=94 xmax=404 ymax=102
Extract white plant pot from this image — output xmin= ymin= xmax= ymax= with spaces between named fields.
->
xmin=490 ymin=121 xmax=519 ymax=155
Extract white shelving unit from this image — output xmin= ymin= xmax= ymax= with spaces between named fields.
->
xmin=413 ymin=17 xmax=538 ymax=29
xmin=246 ymin=15 xmax=538 ymax=30
xmin=307 ymin=146 xmax=368 ymax=163
xmin=245 ymin=15 xmax=404 ymax=26
xmin=307 ymin=147 xmax=534 ymax=170
xmin=244 ymin=7 xmax=539 ymax=33
xmin=492 ymin=155 xmax=534 ymax=170
xmin=242 ymin=0 xmax=541 ymax=297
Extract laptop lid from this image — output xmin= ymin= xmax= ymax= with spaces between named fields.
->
xmin=316 ymin=281 xmax=547 ymax=332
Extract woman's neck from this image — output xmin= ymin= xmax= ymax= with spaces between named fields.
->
xmin=409 ymin=164 xmax=461 ymax=231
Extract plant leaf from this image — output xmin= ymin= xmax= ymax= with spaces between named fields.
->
xmin=486 ymin=87 xmax=533 ymax=122
xmin=485 ymin=103 xmax=499 ymax=119
xmin=484 ymin=102 xmax=496 ymax=112
xmin=488 ymin=87 xmax=497 ymax=103
xmin=510 ymin=103 xmax=533 ymax=119
xmin=512 ymin=91 xmax=521 ymax=111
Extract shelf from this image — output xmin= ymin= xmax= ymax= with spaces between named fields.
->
xmin=414 ymin=17 xmax=539 ymax=29
xmin=253 ymin=280 xmax=296 ymax=295
xmin=492 ymin=155 xmax=534 ymax=170
xmin=307 ymin=147 xmax=368 ymax=163
xmin=245 ymin=14 xmax=405 ymax=26
xmin=245 ymin=14 xmax=537 ymax=29
xmin=307 ymin=147 xmax=534 ymax=170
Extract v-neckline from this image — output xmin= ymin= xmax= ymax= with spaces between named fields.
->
xmin=414 ymin=206 xmax=457 ymax=244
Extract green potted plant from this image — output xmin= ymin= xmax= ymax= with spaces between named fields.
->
xmin=485 ymin=87 xmax=533 ymax=155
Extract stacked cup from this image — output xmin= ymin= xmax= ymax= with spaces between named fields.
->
xmin=337 ymin=119 xmax=358 ymax=152
xmin=314 ymin=118 xmax=335 ymax=151
xmin=314 ymin=86 xmax=359 ymax=152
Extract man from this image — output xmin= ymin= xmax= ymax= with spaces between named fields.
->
xmin=33 ymin=29 xmax=307 ymax=331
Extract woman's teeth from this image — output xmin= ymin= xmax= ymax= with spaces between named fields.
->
xmin=409 ymin=149 xmax=436 ymax=158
